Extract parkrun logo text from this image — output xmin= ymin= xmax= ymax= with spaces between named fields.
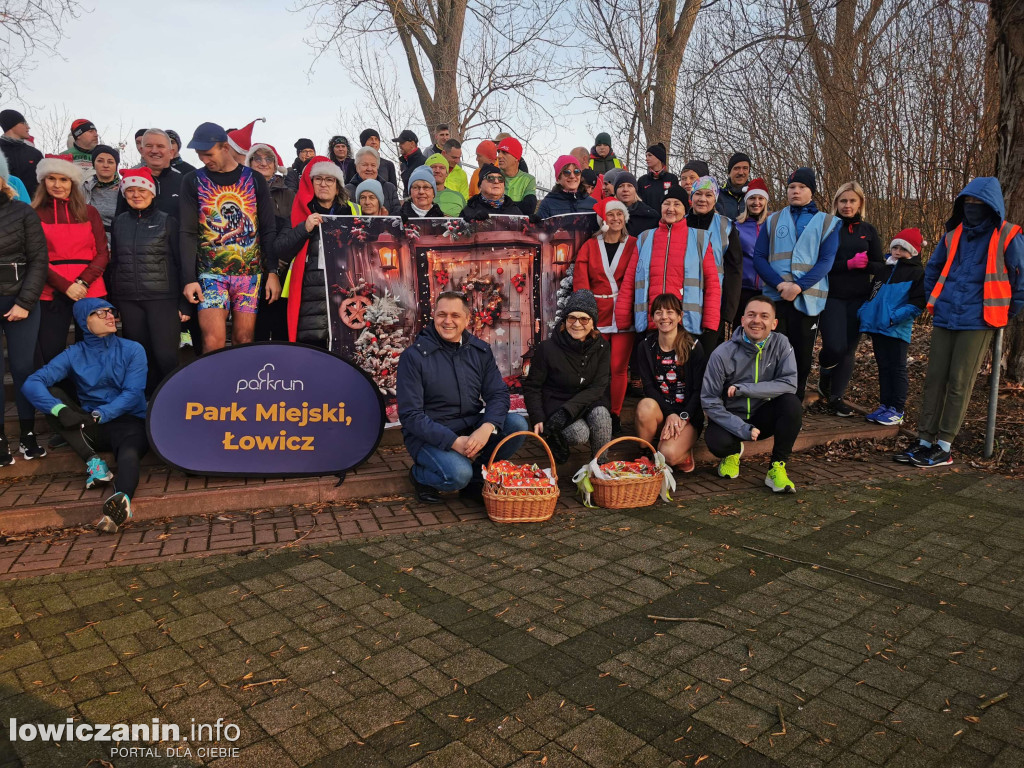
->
xmin=236 ymin=363 xmax=305 ymax=393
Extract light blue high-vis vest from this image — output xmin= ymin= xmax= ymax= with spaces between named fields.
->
xmin=632 ymin=225 xmax=706 ymax=335
xmin=762 ymin=208 xmax=838 ymax=316
xmin=692 ymin=212 xmax=731 ymax=288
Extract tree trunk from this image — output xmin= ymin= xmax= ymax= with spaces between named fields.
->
xmin=649 ymin=0 xmax=702 ymax=148
xmin=992 ymin=0 xmax=1024 ymax=382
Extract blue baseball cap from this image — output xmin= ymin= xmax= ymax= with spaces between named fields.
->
xmin=187 ymin=122 xmax=228 ymax=151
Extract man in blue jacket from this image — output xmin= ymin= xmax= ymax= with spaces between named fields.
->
xmin=397 ymin=292 xmax=527 ymax=503
xmin=897 ymin=177 xmax=1024 ymax=468
xmin=23 ymin=298 xmax=149 ymax=533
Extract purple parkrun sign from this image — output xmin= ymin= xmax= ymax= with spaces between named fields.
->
xmin=147 ymin=343 xmax=385 ymax=477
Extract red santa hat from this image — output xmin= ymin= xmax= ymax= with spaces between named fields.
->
xmin=245 ymin=142 xmax=285 ymax=169
xmin=119 ymin=167 xmax=156 ymax=197
xmin=890 ymin=228 xmax=924 ymax=257
xmin=227 ymin=118 xmax=266 ymax=155
xmin=743 ymin=177 xmax=769 ymax=201
xmin=593 ymin=196 xmax=629 ymax=232
xmin=36 ymin=154 xmax=84 ymax=186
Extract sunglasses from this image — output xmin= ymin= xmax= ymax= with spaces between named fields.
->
xmin=483 ymin=174 xmax=505 ymax=184
xmin=567 ymin=315 xmax=592 ymax=326
xmin=561 ymin=168 xmax=582 ymax=177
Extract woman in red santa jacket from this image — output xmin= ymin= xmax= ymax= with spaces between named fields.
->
xmin=31 ymin=153 xmax=108 ymax=364
xmin=573 ymin=197 xmax=637 ymax=435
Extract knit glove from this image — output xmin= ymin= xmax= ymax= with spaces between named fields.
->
xmin=528 ymin=213 xmax=543 ymax=225
xmin=847 ymin=251 xmax=868 ymax=270
xmin=544 ymin=408 xmax=571 ymax=434
xmin=52 ymin=404 xmax=88 ymax=429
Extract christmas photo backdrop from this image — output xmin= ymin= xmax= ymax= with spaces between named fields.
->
xmin=319 ymin=213 xmax=595 ymax=423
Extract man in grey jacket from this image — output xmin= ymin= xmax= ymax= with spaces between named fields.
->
xmin=701 ymin=295 xmax=802 ymax=492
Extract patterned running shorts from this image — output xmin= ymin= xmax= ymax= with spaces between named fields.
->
xmin=198 ymin=273 xmax=260 ymax=314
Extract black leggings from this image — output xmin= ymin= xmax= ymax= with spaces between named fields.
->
xmin=117 ymin=298 xmax=181 ymax=394
xmin=774 ymin=301 xmax=818 ymax=401
xmin=37 ymin=295 xmax=82 ymax=366
xmin=704 ymin=392 xmax=803 ymax=464
xmin=0 ymin=296 xmax=41 ymax=425
xmin=44 ymin=388 xmax=149 ymax=497
xmin=254 ymin=273 xmax=288 ymax=341
xmin=818 ymin=297 xmax=864 ymax=400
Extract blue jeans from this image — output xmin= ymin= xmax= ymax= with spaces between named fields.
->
xmin=412 ymin=413 xmax=529 ymax=491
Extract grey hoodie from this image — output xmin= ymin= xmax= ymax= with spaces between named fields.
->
xmin=701 ymin=327 xmax=798 ymax=439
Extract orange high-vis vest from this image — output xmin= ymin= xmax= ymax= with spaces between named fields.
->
xmin=926 ymin=222 xmax=1021 ymax=328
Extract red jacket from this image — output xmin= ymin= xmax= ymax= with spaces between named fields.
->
xmin=573 ymin=234 xmax=636 ymax=333
xmin=36 ymin=199 xmax=108 ymax=300
xmin=614 ymin=219 xmax=720 ymax=332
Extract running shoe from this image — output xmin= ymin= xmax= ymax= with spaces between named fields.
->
xmin=85 ymin=456 xmax=113 ymax=489
xmin=765 ymin=461 xmax=796 ymax=493
xmin=718 ymin=444 xmax=743 ymax=479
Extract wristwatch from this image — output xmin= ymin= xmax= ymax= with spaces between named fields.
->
xmin=91 ymin=410 xmax=102 ymax=423
xmin=75 ymin=278 xmax=89 ymax=289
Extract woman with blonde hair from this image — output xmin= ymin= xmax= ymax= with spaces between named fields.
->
xmin=732 ymin=178 xmax=771 ymax=326
xmin=31 ymin=154 xmax=108 ymax=365
xmin=816 ymin=180 xmax=884 ymax=415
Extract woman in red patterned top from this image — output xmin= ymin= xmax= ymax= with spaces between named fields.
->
xmin=633 ymin=293 xmax=707 ymax=473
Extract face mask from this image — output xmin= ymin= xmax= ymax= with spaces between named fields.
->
xmin=962 ymin=202 xmax=989 ymax=228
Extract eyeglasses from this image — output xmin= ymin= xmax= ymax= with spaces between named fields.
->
xmin=90 ymin=309 xmax=119 ymax=319
xmin=567 ymin=315 xmax=592 ymax=326
xmin=561 ymin=168 xmax=582 ymax=177
xmin=483 ymin=174 xmax=505 ymax=184
xmin=312 ymin=177 xmax=336 ymax=185
xmin=251 ymin=155 xmax=275 ymax=165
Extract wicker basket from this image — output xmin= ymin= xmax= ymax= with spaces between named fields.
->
xmin=483 ymin=431 xmax=560 ymax=523
xmin=589 ymin=436 xmax=664 ymax=509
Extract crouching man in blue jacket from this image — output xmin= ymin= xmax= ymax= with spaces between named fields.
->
xmin=701 ymin=295 xmax=803 ymax=493
xmin=23 ymin=298 xmax=148 ymax=533
xmin=397 ymin=291 xmax=528 ymax=504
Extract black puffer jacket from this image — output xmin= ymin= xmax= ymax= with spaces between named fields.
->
xmin=275 ymin=200 xmax=340 ymax=347
xmin=0 ymin=196 xmax=48 ymax=310
xmin=0 ymin=137 xmax=43 ymax=197
xmin=522 ymin=328 xmax=610 ymax=424
xmin=107 ymin=205 xmax=182 ymax=301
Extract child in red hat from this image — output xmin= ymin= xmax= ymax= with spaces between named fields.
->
xmin=857 ymin=227 xmax=926 ymax=426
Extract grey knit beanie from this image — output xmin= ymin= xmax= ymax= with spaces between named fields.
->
xmin=564 ymin=290 xmax=599 ymax=326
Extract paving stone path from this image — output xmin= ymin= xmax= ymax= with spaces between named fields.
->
xmin=0 ymin=464 xmax=1022 ymax=767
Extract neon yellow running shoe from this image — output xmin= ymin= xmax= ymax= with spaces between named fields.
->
xmin=765 ymin=461 xmax=796 ymax=493
xmin=718 ymin=444 xmax=743 ymax=479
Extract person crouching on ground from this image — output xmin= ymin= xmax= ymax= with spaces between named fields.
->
xmin=701 ymin=295 xmax=802 ymax=492
xmin=634 ymin=293 xmax=706 ymax=473
xmin=858 ymin=228 xmax=926 ymax=428
xmin=22 ymin=298 xmax=148 ymax=533
xmin=523 ymin=290 xmax=612 ymax=465
xmin=397 ymin=292 xmax=528 ymax=504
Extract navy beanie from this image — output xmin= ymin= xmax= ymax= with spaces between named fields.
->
xmin=564 ymin=290 xmax=599 ymax=326
xmin=787 ymin=166 xmax=816 ymax=194
xmin=614 ymin=172 xmax=638 ymax=191
xmin=91 ymin=144 xmax=120 ymax=165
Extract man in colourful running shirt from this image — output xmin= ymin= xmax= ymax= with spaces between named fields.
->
xmin=179 ymin=122 xmax=280 ymax=350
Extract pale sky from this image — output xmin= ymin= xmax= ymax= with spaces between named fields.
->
xmin=9 ymin=0 xmax=598 ymax=187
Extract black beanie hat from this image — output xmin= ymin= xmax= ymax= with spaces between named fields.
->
xmin=165 ymin=129 xmax=182 ymax=147
xmin=294 ymin=137 xmax=315 ymax=153
xmin=91 ymin=144 xmax=120 ymax=165
xmin=727 ymin=152 xmax=751 ymax=172
xmin=787 ymin=166 xmax=816 ymax=194
xmin=682 ymin=159 xmax=710 ymax=177
xmin=646 ymin=143 xmax=667 ymax=165
xmin=580 ymin=168 xmax=598 ymax=186
xmin=478 ymin=163 xmax=502 ymax=180
xmin=564 ymin=290 xmax=599 ymax=326
xmin=359 ymin=128 xmax=380 ymax=146
xmin=614 ymin=172 xmax=638 ymax=191
xmin=134 ymin=128 xmax=146 ymax=140
xmin=1 ymin=109 xmax=27 ymax=133
xmin=663 ymin=184 xmax=688 ymax=204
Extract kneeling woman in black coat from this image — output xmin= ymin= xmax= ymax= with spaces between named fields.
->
xmin=634 ymin=293 xmax=706 ymax=473
xmin=523 ymin=290 xmax=612 ymax=464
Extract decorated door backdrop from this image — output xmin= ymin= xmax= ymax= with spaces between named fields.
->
xmin=318 ymin=213 xmax=595 ymax=423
